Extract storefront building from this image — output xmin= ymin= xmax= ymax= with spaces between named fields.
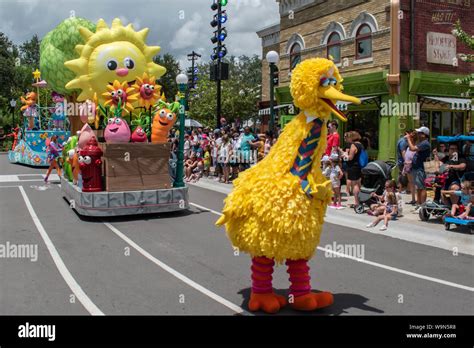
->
xmin=257 ymin=0 xmax=473 ymax=161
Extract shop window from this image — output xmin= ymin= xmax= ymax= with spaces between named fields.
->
xmin=420 ymin=110 xmax=467 ymax=142
xmin=290 ymin=43 xmax=301 ymax=71
xmin=355 ymin=24 xmax=372 ymax=59
xmin=431 ymin=111 xmax=442 ymax=138
xmin=346 ymin=110 xmax=379 ymax=150
xmin=442 ymin=111 xmax=452 ymax=135
xmin=327 ymin=32 xmax=341 ymax=63
xmin=453 ymin=112 xmax=464 ymax=135
xmin=420 ymin=111 xmax=430 ymax=127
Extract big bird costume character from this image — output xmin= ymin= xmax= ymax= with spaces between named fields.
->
xmin=216 ymin=58 xmax=360 ymax=314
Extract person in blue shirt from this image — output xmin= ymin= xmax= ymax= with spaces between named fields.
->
xmin=396 ymin=129 xmax=413 ymax=194
xmin=406 ymin=126 xmax=431 ymax=211
xmin=239 ymin=127 xmax=259 ymax=170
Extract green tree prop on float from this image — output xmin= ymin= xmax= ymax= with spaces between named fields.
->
xmin=453 ymin=21 xmax=473 ymax=99
xmin=40 ymin=17 xmax=96 ymax=95
xmin=39 ymin=17 xmax=96 ymax=133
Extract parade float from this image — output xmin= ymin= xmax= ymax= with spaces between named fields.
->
xmin=37 ymin=17 xmax=188 ymax=216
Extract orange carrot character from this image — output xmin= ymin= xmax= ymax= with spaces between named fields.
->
xmin=151 ymin=101 xmax=179 ymax=144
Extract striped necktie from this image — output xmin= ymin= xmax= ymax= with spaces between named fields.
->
xmin=290 ymin=118 xmax=323 ymax=197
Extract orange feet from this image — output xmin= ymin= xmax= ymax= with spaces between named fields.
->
xmin=249 ymin=292 xmax=287 ymax=314
xmin=290 ymin=291 xmax=334 ymax=311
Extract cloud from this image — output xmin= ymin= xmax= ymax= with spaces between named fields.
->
xmin=170 ymin=12 xmax=203 ymax=50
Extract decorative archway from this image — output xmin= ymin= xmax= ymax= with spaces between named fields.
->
xmin=285 ymin=33 xmax=305 ymax=54
xmin=320 ymin=21 xmax=346 ymax=45
xmin=349 ymin=11 xmax=379 ymax=38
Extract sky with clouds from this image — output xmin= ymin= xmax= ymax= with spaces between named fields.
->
xmin=0 ymin=0 xmax=280 ymax=69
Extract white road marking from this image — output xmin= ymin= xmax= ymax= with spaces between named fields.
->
xmin=0 ymin=175 xmax=19 ymax=182
xmin=191 ymin=201 xmax=474 ymax=293
xmin=0 ymin=174 xmax=60 ymax=183
xmin=190 ymin=202 xmax=224 ymax=217
xmin=317 ymin=246 xmax=474 ymax=292
xmin=103 ymin=222 xmax=247 ymax=315
xmin=18 ymin=186 xmax=104 ymax=316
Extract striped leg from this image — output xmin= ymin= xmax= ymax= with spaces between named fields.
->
xmin=286 ymin=259 xmax=334 ymax=311
xmin=248 ymin=256 xmax=287 ymax=314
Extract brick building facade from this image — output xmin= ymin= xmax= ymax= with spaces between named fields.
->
xmin=400 ymin=0 xmax=473 ymax=74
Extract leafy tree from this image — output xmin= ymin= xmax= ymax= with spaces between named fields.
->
xmin=20 ymin=34 xmax=40 ymax=67
xmin=188 ymin=55 xmax=261 ymax=127
xmin=0 ymin=32 xmax=16 ymax=98
xmin=40 ymin=17 xmax=96 ymax=95
xmin=154 ymin=54 xmax=181 ymax=101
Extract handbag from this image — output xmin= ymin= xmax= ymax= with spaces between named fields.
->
xmin=423 ymin=159 xmax=440 ymax=174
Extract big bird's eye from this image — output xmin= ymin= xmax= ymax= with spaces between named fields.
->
xmin=124 ymin=57 xmax=135 ymax=69
xmin=107 ymin=59 xmax=118 ymax=71
xmin=329 ymin=78 xmax=338 ymax=86
xmin=167 ymin=113 xmax=174 ymax=120
xmin=321 ymin=78 xmax=330 ymax=87
xmin=159 ymin=110 xmax=167 ymax=118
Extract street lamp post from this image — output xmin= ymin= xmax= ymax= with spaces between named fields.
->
xmin=174 ymin=73 xmax=189 ymax=188
xmin=266 ymin=50 xmax=279 ymax=134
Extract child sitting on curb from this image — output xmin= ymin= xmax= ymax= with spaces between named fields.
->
xmin=368 ymin=179 xmax=397 ymax=216
xmin=366 ymin=191 xmax=398 ymax=231
xmin=442 ymin=180 xmax=473 ymax=217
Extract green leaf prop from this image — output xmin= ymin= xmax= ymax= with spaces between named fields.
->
xmin=40 ymin=18 xmax=96 ymax=95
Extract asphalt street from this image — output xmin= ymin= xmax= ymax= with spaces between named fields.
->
xmin=0 ymin=153 xmax=473 ymax=315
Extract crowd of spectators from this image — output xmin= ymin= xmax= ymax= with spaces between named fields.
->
xmin=169 ymin=117 xmax=474 ymax=231
xmin=169 ymin=119 xmax=276 ymax=184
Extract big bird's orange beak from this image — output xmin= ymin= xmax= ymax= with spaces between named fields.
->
xmin=318 ymin=86 xmax=361 ymax=122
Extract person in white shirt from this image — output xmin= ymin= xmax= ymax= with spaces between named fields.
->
xmin=323 ymin=154 xmax=344 ymax=209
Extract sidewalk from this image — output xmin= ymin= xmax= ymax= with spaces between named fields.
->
xmin=189 ymin=176 xmax=474 ymax=256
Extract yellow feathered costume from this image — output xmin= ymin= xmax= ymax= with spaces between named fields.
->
xmin=217 ymin=113 xmax=331 ymax=261
xmin=216 ymin=58 xmax=360 ymax=313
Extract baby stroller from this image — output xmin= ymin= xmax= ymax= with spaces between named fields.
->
xmin=419 ymin=171 xmax=450 ymax=221
xmin=354 ymin=160 xmax=395 ymax=214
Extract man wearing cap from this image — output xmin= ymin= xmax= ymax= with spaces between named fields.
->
xmin=405 ymin=126 xmax=431 ymax=211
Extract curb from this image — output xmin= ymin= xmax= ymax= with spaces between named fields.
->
xmin=188 ymin=179 xmax=474 ymax=256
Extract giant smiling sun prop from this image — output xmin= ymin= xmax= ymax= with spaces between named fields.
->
xmin=65 ymin=18 xmax=166 ymax=102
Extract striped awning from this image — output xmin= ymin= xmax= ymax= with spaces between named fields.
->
xmin=421 ymin=96 xmax=472 ymax=110
xmin=258 ymin=104 xmax=293 ymax=116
